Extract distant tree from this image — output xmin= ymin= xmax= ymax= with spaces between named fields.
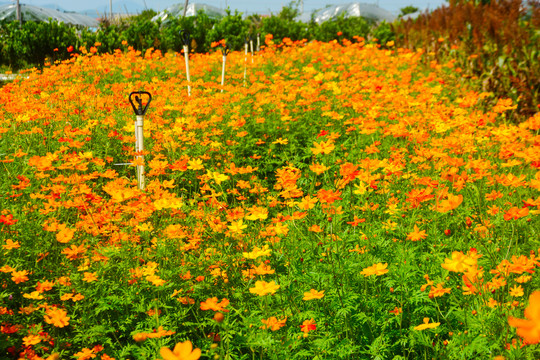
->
xmin=133 ymin=9 xmax=157 ymax=21
xmin=399 ymin=5 xmax=419 ymax=17
xmin=279 ymin=1 xmax=300 ymax=21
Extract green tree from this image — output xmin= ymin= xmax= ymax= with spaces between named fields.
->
xmin=399 ymin=5 xmax=419 ymax=17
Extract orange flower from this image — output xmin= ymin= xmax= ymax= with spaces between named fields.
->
xmin=82 ymin=272 xmax=98 ymax=283
xmin=44 ymin=307 xmax=70 ymax=328
xmin=160 ymin=340 xmax=201 ymax=360
xmin=61 ymin=244 xmax=87 ymax=260
xmin=11 ymin=270 xmax=29 ymax=284
xmin=300 ymin=318 xmax=317 ymax=333
xmin=297 ymin=195 xmax=318 ymax=211
xmin=406 ymin=225 xmax=427 ymax=241
xmin=36 ymin=280 xmax=54 ymax=292
xmin=508 ymin=290 xmax=540 ymax=344
xmin=316 ymin=189 xmax=342 ymax=204
xmin=309 ymin=163 xmax=328 ymax=175
xmin=74 ymin=348 xmax=96 ymax=360
xmin=428 ymin=283 xmax=451 ymax=298
xmin=200 ymin=297 xmax=230 ymax=312
xmin=389 ymin=307 xmax=402 ymax=315
xmin=436 ymin=193 xmax=463 ymax=213
xmin=504 ymin=206 xmax=529 ymax=221
xmin=56 ymin=226 xmax=74 ymax=243
xmin=23 ymin=334 xmax=42 ymax=346
xmin=260 ymin=316 xmax=287 ymax=331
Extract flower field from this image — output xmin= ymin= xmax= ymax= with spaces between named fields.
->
xmin=1 ymin=38 xmax=539 ymax=360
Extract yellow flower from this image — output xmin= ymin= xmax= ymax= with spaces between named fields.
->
xmin=272 ymin=138 xmax=288 ymax=145
xmin=515 ymin=275 xmax=532 ymax=283
xmin=249 ymin=280 xmax=280 ymax=296
xmin=441 ymin=251 xmax=476 ymax=273
xmin=146 ymin=275 xmax=166 ymax=286
xmin=187 ymin=158 xmax=204 ymax=170
xmin=360 ymin=263 xmax=389 ymax=277
xmin=2 ymin=239 xmax=20 ymax=250
xmin=509 ymin=285 xmax=524 ymax=297
xmin=245 ymin=206 xmax=268 ymax=220
xmin=207 ymin=170 xmax=229 ymax=184
xmin=23 ymin=291 xmax=44 ymax=300
xmin=243 ymin=245 xmax=271 ymax=259
xmin=303 ymin=289 xmax=325 ymax=300
xmin=310 ymin=140 xmax=335 ymax=155
xmin=228 ymin=219 xmax=248 ymax=234
xmin=353 ymin=181 xmax=368 ymax=195
xmin=414 ymin=317 xmax=440 ymax=331
xmin=160 ymin=340 xmax=201 ymax=360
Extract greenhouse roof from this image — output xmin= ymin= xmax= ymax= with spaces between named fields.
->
xmin=0 ymin=4 xmax=98 ymax=27
xmin=152 ymin=2 xmax=226 ymax=23
xmin=297 ymin=3 xmax=396 ymax=24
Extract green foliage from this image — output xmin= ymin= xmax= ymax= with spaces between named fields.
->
xmin=0 ymin=7 xmax=389 ymax=70
xmin=0 ymin=20 xmax=78 ymax=69
xmin=371 ymin=21 xmax=395 ymax=45
xmin=207 ymin=9 xmax=249 ymax=51
xmin=130 ymin=9 xmax=158 ymax=22
xmin=122 ymin=17 xmax=163 ymax=51
xmin=312 ymin=15 xmax=372 ymax=42
xmin=259 ymin=14 xmax=308 ymax=43
xmin=160 ymin=11 xmax=217 ymax=54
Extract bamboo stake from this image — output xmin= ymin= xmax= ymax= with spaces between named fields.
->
xmin=180 ymin=30 xmax=191 ymax=96
xmin=220 ymin=44 xmax=230 ymax=93
xmin=244 ymin=37 xmax=248 ymax=87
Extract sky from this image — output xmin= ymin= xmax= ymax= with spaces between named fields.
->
xmin=7 ymin=0 xmax=448 ymax=16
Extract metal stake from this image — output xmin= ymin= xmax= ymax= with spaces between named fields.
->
xmin=128 ymin=91 xmax=152 ymax=190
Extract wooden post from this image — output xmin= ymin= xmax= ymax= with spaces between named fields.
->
xmin=183 ymin=0 xmax=189 ymax=17
xmin=16 ymin=0 xmax=22 ymax=27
